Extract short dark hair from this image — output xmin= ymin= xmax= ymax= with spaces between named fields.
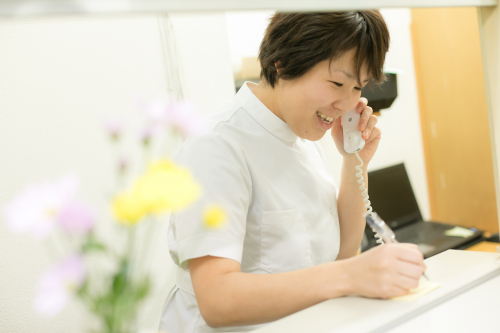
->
xmin=258 ymin=11 xmax=390 ymax=88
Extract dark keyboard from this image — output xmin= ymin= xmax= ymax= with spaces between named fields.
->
xmin=394 ymin=222 xmax=453 ymax=244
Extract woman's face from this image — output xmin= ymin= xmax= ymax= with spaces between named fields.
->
xmin=276 ymin=49 xmax=369 ymax=141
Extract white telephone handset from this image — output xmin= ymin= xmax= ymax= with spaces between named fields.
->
xmin=341 ymin=108 xmax=365 ymax=153
xmin=341 ymin=108 xmax=384 ymax=245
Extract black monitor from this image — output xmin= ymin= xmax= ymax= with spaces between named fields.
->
xmin=366 ymin=163 xmax=422 ymax=230
xmin=361 ymin=73 xmax=398 ymax=112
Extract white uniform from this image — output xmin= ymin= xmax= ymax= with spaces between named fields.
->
xmin=159 ymin=82 xmax=340 ymax=333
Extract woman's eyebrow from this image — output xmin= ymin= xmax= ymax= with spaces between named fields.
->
xmin=334 ymin=69 xmax=369 ymax=83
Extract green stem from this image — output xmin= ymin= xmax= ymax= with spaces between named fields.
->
xmin=134 ymin=215 xmax=152 ymax=276
xmin=127 ymin=226 xmax=135 ymax=279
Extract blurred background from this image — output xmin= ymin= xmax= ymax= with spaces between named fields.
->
xmin=0 ymin=5 xmax=497 ymax=332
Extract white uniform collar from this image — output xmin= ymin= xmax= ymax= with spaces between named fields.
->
xmin=236 ymin=82 xmax=298 ymax=143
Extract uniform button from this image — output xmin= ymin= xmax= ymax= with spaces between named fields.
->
xmin=330 ymin=205 xmax=336 ymax=215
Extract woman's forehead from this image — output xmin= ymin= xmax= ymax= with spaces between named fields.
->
xmin=328 ymin=49 xmax=369 ymax=79
xmin=332 ymin=68 xmax=370 ymax=84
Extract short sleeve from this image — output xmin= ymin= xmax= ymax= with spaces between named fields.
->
xmin=169 ymin=133 xmax=252 ymax=270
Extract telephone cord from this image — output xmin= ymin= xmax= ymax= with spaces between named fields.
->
xmin=354 ymin=151 xmax=384 ymax=245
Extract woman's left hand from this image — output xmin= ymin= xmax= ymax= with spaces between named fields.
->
xmin=331 ymin=97 xmax=381 ymax=163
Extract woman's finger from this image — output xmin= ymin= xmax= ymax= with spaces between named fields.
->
xmin=364 ymin=126 xmax=381 ymax=144
xmin=393 ymin=273 xmax=420 ymax=291
xmin=358 ymin=105 xmax=373 ymax=132
xmin=362 ymin=114 xmax=378 ymax=139
xmin=395 ymin=246 xmax=425 ymax=265
xmin=396 ymin=261 xmax=425 ymax=280
xmin=356 ymin=97 xmax=368 ymax=114
xmin=382 ymin=284 xmax=409 ymax=299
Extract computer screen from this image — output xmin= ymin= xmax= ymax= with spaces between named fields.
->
xmin=367 ymin=163 xmax=422 ymax=229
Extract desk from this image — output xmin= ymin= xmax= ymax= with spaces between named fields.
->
xmin=253 ymin=250 xmax=500 ymax=333
xmin=387 ymin=273 xmax=500 ymax=332
xmin=465 ymin=240 xmax=499 ymax=253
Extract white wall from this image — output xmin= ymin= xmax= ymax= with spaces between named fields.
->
xmin=0 ymin=13 xmax=234 ymax=333
xmin=225 ymin=11 xmax=274 ymax=75
xmin=377 ymin=8 xmax=429 ymax=219
xmin=225 ymin=9 xmax=431 ymax=219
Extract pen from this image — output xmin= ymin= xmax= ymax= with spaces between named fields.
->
xmin=365 ymin=212 xmax=430 ymax=281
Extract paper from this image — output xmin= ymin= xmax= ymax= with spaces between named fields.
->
xmin=391 ymin=277 xmax=441 ymax=301
xmin=444 ymin=226 xmax=474 ymax=238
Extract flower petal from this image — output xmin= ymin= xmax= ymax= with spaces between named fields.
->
xmin=203 ymin=205 xmax=227 ymax=229
xmin=4 ymin=175 xmax=79 ymax=240
xmin=34 ymin=255 xmax=85 ymax=317
xmin=58 ymin=200 xmax=94 ymax=235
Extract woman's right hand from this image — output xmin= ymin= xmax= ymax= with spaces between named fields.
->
xmin=344 ymin=243 xmax=426 ymax=299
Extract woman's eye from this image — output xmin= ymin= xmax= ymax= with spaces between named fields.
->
xmin=332 ymin=81 xmax=343 ymax=87
xmin=354 ymin=86 xmax=362 ymax=91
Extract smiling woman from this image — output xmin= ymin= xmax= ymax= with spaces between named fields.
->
xmin=160 ymin=11 xmax=426 ymax=333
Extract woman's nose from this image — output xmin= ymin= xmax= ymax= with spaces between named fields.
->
xmin=334 ymin=99 xmax=358 ymax=115
xmin=333 ymin=91 xmax=359 ymax=114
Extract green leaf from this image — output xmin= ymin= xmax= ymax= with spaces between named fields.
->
xmin=134 ymin=276 xmax=151 ymax=301
xmin=112 ymin=259 xmax=129 ymax=297
xmin=77 ymin=278 xmax=89 ymax=297
xmin=81 ymin=235 xmax=107 ymax=253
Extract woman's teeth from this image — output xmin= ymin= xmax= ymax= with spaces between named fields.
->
xmin=316 ymin=111 xmax=333 ymax=124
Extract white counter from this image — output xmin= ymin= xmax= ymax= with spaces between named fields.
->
xmin=254 ymin=250 xmax=500 ymax=333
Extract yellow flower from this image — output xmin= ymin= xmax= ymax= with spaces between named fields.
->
xmin=203 ymin=205 xmax=226 ymax=229
xmin=135 ymin=160 xmax=200 ymax=212
xmin=111 ymin=190 xmax=148 ymax=225
xmin=111 ymin=159 xmax=200 ymax=225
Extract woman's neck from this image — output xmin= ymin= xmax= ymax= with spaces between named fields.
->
xmin=249 ymin=81 xmax=285 ymax=122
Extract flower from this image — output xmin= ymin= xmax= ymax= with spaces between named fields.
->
xmin=144 ymin=98 xmax=168 ymax=124
xmin=203 ymin=205 xmax=227 ymax=229
xmin=34 ymin=255 xmax=86 ymax=317
xmin=140 ymin=125 xmax=154 ymax=147
xmin=144 ymin=99 xmax=208 ymax=138
xmin=111 ymin=190 xmax=148 ymax=225
xmin=58 ymin=200 xmax=95 ymax=236
xmin=112 ymin=160 xmax=200 ymax=224
xmin=164 ymin=102 xmax=209 ymax=138
xmin=136 ymin=160 xmax=201 ymax=212
xmin=105 ymin=119 xmax=124 ymax=141
xmin=4 ymin=175 xmax=79 ymax=240
xmin=118 ymin=156 xmax=128 ymax=174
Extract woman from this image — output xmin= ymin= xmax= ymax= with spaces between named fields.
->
xmin=160 ymin=11 xmax=426 ymax=333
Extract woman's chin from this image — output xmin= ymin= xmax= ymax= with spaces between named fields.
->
xmin=300 ymin=129 xmax=327 ymax=141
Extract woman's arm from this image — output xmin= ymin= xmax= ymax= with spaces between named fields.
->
xmin=336 ymin=154 xmax=369 ymax=259
xmin=190 ymin=255 xmax=351 ymax=328
xmin=190 ymin=243 xmax=425 ymax=328
xmin=331 ymin=98 xmax=381 ymax=260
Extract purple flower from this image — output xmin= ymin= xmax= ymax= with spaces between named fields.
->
xmin=57 ymin=200 xmax=94 ymax=236
xmin=144 ymin=99 xmax=208 ymax=138
xmin=140 ymin=125 xmax=155 ymax=146
xmin=4 ymin=175 xmax=79 ymax=240
xmin=118 ymin=156 xmax=129 ymax=174
xmin=105 ymin=119 xmax=124 ymax=141
xmin=34 ymin=255 xmax=86 ymax=316
xmin=145 ymin=98 xmax=169 ymax=124
xmin=165 ymin=102 xmax=209 ymax=138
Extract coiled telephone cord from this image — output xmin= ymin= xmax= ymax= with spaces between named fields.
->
xmin=354 ymin=151 xmax=384 ymax=245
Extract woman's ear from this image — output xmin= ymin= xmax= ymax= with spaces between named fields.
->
xmin=274 ymin=60 xmax=282 ymax=75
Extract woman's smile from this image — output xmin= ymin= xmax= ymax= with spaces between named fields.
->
xmin=316 ymin=110 xmax=335 ymax=130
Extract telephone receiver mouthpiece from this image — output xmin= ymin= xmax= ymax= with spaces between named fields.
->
xmin=341 ymin=109 xmax=365 ymax=154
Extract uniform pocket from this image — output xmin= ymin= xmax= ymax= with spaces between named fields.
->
xmin=260 ymin=208 xmax=313 ymax=274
